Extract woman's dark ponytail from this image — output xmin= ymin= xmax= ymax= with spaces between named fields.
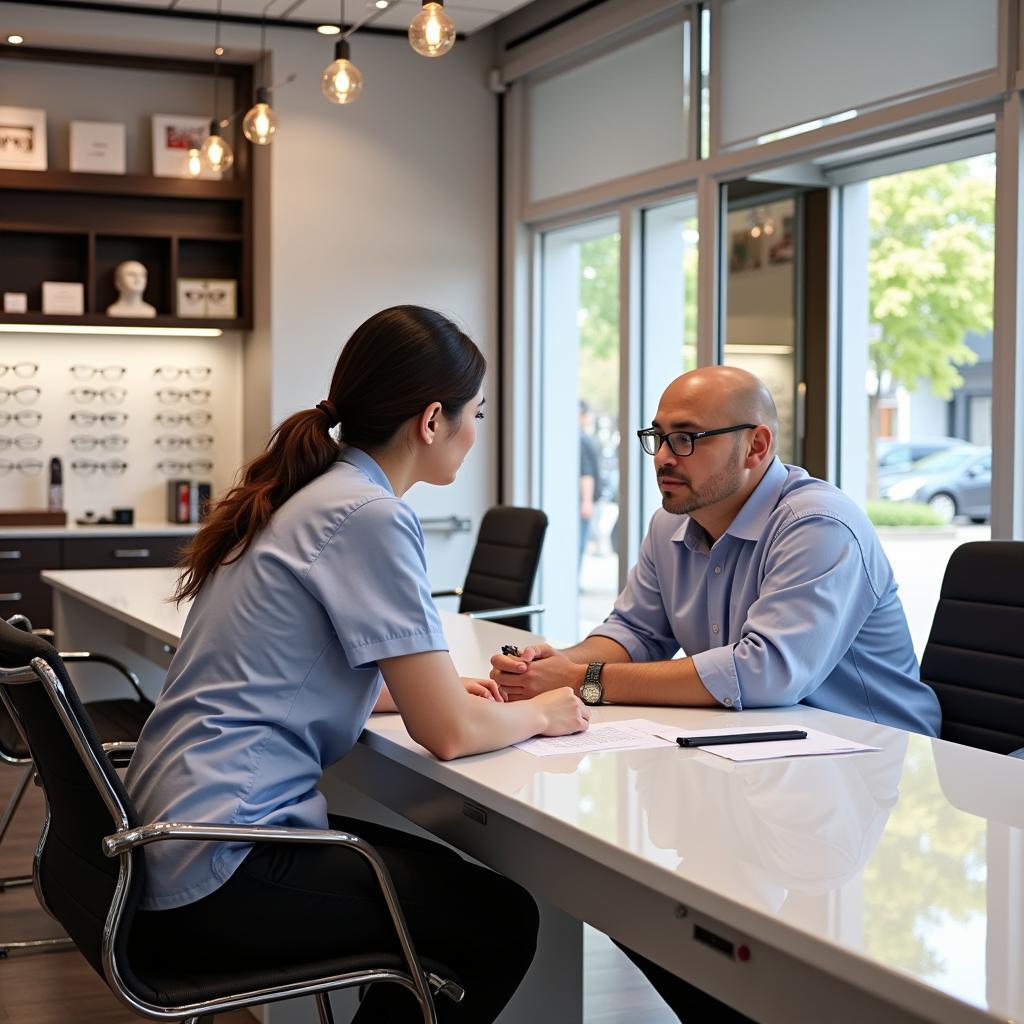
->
xmin=175 ymin=305 xmax=485 ymax=603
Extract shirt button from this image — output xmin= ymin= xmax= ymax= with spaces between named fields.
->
xmin=714 ymin=566 xmax=722 ymax=574
xmin=712 ymin=624 xmax=720 ymax=634
xmin=723 ymin=697 xmax=733 ymax=707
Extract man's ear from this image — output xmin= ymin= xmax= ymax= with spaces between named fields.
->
xmin=747 ymin=424 xmax=773 ymax=465
xmin=417 ymin=402 xmax=444 ymax=445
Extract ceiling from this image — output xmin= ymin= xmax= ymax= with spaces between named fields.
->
xmin=28 ymin=0 xmax=536 ymax=36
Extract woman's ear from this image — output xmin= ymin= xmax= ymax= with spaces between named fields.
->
xmin=417 ymin=402 xmax=444 ymax=445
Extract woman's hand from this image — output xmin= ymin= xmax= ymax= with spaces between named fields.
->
xmin=531 ymin=687 xmax=590 ymax=736
xmin=462 ymin=676 xmax=504 ymax=701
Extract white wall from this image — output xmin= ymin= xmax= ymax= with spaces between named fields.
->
xmin=0 ymin=3 xmax=498 ymax=583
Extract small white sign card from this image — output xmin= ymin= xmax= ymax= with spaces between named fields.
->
xmin=42 ymin=282 xmax=85 ymax=316
xmin=151 ymin=114 xmax=220 ymax=180
xmin=0 ymin=106 xmax=47 ymax=171
xmin=70 ymin=121 xmax=126 ymax=175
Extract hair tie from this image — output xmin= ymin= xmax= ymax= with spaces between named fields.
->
xmin=316 ymin=399 xmax=340 ymax=427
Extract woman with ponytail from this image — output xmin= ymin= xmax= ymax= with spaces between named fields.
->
xmin=125 ymin=306 xmax=588 ymax=1022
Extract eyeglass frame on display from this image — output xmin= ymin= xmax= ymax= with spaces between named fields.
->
xmin=157 ymin=458 xmax=213 ymax=474
xmin=153 ymin=366 xmax=213 ymax=381
xmin=0 ymin=362 xmax=38 ymax=379
xmin=70 ymin=411 xmax=129 ymax=427
xmin=70 ymin=458 xmax=129 ymax=476
xmin=70 ymin=387 xmax=128 ymax=405
xmin=0 ymin=386 xmax=41 ymax=405
xmin=0 ymin=459 xmax=44 ymax=476
xmin=155 ymin=388 xmax=211 ymax=405
xmin=636 ymin=423 xmax=758 ymax=457
xmin=156 ymin=410 xmax=212 ymax=428
xmin=70 ymin=435 xmax=129 ymax=452
xmin=70 ymin=364 xmax=127 ymax=381
xmin=154 ymin=434 xmax=214 ymax=452
xmin=0 ymin=434 xmax=42 ymax=451
xmin=0 ymin=410 xmax=41 ymax=427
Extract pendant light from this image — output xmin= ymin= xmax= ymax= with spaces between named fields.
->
xmin=243 ymin=10 xmax=278 ymax=144
xmin=321 ymin=0 xmax=363 ymax=104
xmin=201 ymin=1 xmax=235 ymax=172
xmin=408 ymin=1 xmax=455 ymax=58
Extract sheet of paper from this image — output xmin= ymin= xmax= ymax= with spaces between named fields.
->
xmin=654 ymin=724 xmax=880 ymax=762
xmin=514 ymin=719 xmax=676 ymax=757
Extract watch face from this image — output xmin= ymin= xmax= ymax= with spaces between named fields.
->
xmin=581 ymin=682 xmax=601 ymax=705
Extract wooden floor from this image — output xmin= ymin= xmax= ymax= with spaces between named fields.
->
xmin=0 ymin=764 xmax=674 ymax=1024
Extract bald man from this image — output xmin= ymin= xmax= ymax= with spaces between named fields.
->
xmin=492 ymin=365 xmax=940 ymax=735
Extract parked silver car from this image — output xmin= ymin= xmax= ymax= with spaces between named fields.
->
xmin=879 ymin=445 xmax=991 ymax=522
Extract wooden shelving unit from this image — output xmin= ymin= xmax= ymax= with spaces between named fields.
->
xmin=0 ymin=46 xmax=253 ymax=332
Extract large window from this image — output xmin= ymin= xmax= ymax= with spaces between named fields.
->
xmin=839 ymin=155 xmax=995 ymax=655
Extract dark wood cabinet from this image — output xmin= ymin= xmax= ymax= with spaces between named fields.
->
xmin=0 ymin=533 xmax=188 ymax=629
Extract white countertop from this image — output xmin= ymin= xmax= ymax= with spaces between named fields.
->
xmin=39 ymin=567 xmax=1024 ymax=1024
xmin=0 ymin=521 xmax=197 ymax=539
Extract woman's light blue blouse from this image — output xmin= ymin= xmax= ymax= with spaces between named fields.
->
xmin=125 ymin=447 xmax=448 ymax=910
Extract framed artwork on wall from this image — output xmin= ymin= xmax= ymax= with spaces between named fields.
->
xmin=150 ymin=114 xmax=220 ymax=179
xmin=70 ymin=121 xmax=126 ymax=175
xmin=0 ymin=106 xmax=48 ymax=171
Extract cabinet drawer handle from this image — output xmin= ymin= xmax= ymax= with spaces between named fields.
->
xmin=0 ymin=550 xmax=22 ymax=560
xmin=114 ymin=548 xmax=151 ymax=559
xmin=0 ymin=592 xmax=23 ymax=602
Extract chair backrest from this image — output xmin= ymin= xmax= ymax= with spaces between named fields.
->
xmin=0 ymin=619 xmax=143 ymax=982
xmin=1 ymin=616 xmax=34 ymax=761
xmin=920 ymin=540 xmax=1024 ymax=754
xmin=458 ymin=507 xmax=548 ymax=631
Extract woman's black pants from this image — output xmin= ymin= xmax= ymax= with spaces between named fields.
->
xmin=133 ymin=814 xmax=540 ymax=1023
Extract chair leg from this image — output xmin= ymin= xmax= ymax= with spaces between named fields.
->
xmin=0 ymin=935 xmax=76 ymax=958
xmin=0 ymin=765 xmax=36 ymax=892
xmin=314 ymin=992 xmax=336 ymax=1024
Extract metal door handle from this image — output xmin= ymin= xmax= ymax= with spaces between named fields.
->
xmin=0 ymin=550 xmax=22 ymax=560
xmin=0 ymin=592 xmax=24 ymax=602
xmin=113 ymin=548 xmax=150 ymax=559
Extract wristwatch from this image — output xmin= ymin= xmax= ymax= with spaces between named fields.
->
xmin=580 ymin=662 xmax=605 ymax=706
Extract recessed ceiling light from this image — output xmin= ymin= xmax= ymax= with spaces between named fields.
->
xmin=7 ymin=33 xmax=24 ymax=45
xmin=214 ymin=45 xmax=225 ymax=55
xmin=317 ymin=24 xmax=341 ymax=35
xmin=374 ymin=1 xmax=390 ymax=8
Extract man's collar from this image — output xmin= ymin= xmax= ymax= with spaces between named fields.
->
xmin=669 ymin=457 xmax=787 ymax=548
xmin=338 ymin=445 xmax=395 ymax=496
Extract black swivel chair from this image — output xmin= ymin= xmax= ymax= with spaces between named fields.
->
xmin=920 ymin=540 xmax=1024 ymax=756
xmin=1 ymin=613 xmax=155 ymax=957
xmin=433 ymin=506 xmax=548 ymax=632
xmin=0 ymin=620 xmax=463 ymax=1023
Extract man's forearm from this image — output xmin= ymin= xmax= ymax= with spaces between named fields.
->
xmin=560 ymin=635 xmax=632 ymax=664
xmin=601 ymin=656 xmax=718 ymax=707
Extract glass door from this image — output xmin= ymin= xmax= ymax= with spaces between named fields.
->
xmin=539 ymin=217 xmax=621 ymax=642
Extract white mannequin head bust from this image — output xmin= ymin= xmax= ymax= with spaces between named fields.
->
xmin=106 ymin=260 xmax=157 ymax=318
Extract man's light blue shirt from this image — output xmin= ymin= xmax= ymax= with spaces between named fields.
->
xmin=126 ymin=448 xmax=449 ymax=910
xmin=592 ymin=458 xmax=941 ymax=737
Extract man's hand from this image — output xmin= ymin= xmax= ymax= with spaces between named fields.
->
xmin=490 ymin=644 xmax=585 ymax=701
xmin=461 ymin=676 xmax=503 ymax=701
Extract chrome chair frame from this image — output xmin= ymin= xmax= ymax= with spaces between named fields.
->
xmin=1 ymin=616 xmax=148 ymax=957
xmin=430 ymin=587 xmax=545 ymax=624
xmin=0 ymin=652 xmax=462 ymax=1023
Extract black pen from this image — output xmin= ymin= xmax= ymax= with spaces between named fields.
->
xmin=501 ymin=644 xmax=521 ymax=658
xmin=676 ymin=729 xmax=807 ymax=747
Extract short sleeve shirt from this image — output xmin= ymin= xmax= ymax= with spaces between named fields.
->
xmin=125 ymin=447 xmax=448 ymax=910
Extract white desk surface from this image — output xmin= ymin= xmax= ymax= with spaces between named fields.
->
xmin=40 ymin=567 xmax=1024 ymax=1024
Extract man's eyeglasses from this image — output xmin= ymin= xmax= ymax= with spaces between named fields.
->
xmin=637 ymin=423 xmax=756 ymax=457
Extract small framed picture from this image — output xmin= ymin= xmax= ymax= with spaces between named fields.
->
xmin=177 ymin=278 xmax=208 ymax=317
xmin=205 ymin=279 xmax=237 ymax=319
xmin=70 ymin=121 xmax=126 ymax=175
xmin=0 ymin=106 xmax=47 ymax=171
xmin=42 ymin=282 xmax=85 ymax=316
xmin=151 ymin=114 xmax=220 ymax=179
xmin=3 ymin=293 xmax=28 ymax=314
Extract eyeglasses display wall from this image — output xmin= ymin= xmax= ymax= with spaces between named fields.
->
xmin=0 ymin=332 xmax=243 ymax=523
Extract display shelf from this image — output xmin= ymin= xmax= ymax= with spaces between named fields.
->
xmin=0 ymin=168 xmax=245 ymax=201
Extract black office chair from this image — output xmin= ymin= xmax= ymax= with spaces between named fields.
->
xmin=920 ymin=541 xmax=1024 ymax=756
xmin=433 ymin=506 xmax=548 ymax=632
xmin=1 ymin=613 xmax=155 ymax=957
xmin=0 ymin=620 xmax=463 ymax=1023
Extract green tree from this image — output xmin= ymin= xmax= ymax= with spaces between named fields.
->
xmin=578 ymin=234 xmax=620 ymax=418
xmin=867 ymin=158 xmax=994 ymax=496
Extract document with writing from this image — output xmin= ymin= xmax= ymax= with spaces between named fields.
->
xmin=657 ymin=725 xmax=881 ymax=762
xmin=515 ymin=719 xmax=676 ymax=757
